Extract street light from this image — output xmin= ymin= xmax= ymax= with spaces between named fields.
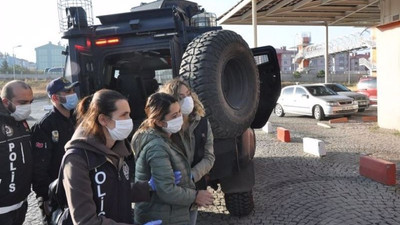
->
xmin=12 ymin=45 xmax=22 ymax=80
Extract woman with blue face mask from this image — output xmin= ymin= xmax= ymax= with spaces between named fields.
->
xmin=159 ymin=78 xmax=215 ymax=225
xmin=131 ymin=92 xmax=214 ymax=225
xmin=60 ymin=89 xmax=162 ymax=225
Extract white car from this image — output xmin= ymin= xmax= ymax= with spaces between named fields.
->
xmin=275 ymin=84 xmax=358 ymax=120
xmin=322 ymin=83 xmax=369 ymax=112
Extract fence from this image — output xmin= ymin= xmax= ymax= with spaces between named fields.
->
xmin=0 ymin=74 xmax=61 ymax=80
xmin=1 ymin=73 xmax=367 ymax=85
xmin=281 ymin=73 xmax=367 ymax=84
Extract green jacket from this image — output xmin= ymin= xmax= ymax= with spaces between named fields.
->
xmin=131 ymin=128 xmax=196 ymax=225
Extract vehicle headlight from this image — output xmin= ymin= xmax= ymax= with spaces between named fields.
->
xmin=326 ymin=101 xmax=339 ymax=106
xmin=353 ymin=100 xmax=358 ymax=105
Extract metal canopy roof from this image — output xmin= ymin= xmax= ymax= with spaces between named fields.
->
xmin=218 ymin=0 xmax=380 ymax=27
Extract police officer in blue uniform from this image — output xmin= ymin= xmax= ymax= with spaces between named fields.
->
xmin=31 ymin=77 xmax=79 ymax=225
xmin=0 ymin=80 xmax=34 ymax=225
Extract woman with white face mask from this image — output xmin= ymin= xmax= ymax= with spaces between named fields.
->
xmin=131 ymin=92 xmax=214 ymax=225
xmin=60 ymin=89 xmax=161 ymax=225
xmin=159 ymin=79 xmax=215 ymax=225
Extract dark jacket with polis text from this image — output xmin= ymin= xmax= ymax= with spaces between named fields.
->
xmin=0 ymin=98 xmax=33 ymax=207
xmin=62 ymin=125 xmax=150 ymax=225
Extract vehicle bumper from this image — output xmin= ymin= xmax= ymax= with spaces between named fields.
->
xmin=369 ymin=97 xmax=377 ymax=105
xmin=324 ymin=105 xmax=358 ymax=116
xmin=357 ymin=100 xmax=369 ymax=109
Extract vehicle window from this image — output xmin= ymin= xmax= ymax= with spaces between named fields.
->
xmin=327 ymin=84 xmax=350 ymax=92
xmin=295 ymin=88 xmax=307 ymax=96
xmin=254 ymin=54 xmax=269 ymax=65
xmin=358 ymin=78 xmax=377 ymax=89
xmin=155 ymin=69 xmax=173 ymax=84
xmin=306 ymin=86 xmax=336 ymax=96
xmin=282 ymin=87 xmax=294 ymax=96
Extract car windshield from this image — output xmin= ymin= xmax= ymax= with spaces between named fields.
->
xmin=358 ymin=78 xmax=377 ymax=89
xmin=305 ymin=86 xmax=337 ymax=96
xmin=326 ymin=83 xmax=351 ymax=92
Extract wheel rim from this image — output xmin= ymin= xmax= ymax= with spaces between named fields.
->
xmin=276 ymin=105 xmax=282 ymax=115
xmin=314 ymin=107 xmax=320 ymax=119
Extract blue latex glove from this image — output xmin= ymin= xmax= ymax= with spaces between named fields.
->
xmin=144 ymin=220 xmax=162 ymax=225
xmin=149 ymin=171 xmax=182 ymax=191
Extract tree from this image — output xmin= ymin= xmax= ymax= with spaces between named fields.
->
xmin=293 ymin=71 xmax=301 ymax=79
xmin=0 ymin=60 xmax=9 ymax=73
xmin=317 ymin=70 xmax=325 ymax=78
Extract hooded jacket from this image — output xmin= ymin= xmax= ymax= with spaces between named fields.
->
xmin=0 ymin=98 xmax=32 ymax=208
xmin=132 ymin=127 xmax=196 ymax=225
xmin=62 ymin=125 xmax=150 ymax=225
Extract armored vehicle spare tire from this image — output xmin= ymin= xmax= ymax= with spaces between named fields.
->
xmin=180 ymin=30 xmax=260 ymax=138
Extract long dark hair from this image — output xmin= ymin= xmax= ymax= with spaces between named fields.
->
xmin=74 ymin=94 xmax=93 ymax=125
xmin=138 ymin=92 xmax=177 ymax=132
xmin=80 ymin=89 xmax=127 ymax=144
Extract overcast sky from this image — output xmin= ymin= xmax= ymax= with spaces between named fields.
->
xmin=0 ymin=0 xmax=365 ymax=62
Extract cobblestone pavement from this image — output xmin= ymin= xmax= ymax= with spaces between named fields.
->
xmin=24 ymin=104 xmax=400 ymax=224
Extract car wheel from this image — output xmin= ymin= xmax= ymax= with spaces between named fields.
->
xmin=313 ymin=105 xmax=325 ymax=120
xmin=274 ymin=104 xmax=285 ymax=117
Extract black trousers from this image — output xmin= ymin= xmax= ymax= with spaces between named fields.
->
xmin=0 ymin=201 xmax=28 ymax=225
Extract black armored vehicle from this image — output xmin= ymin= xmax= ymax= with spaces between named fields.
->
xmin=62 ymin=0 xmax=281 ymax=216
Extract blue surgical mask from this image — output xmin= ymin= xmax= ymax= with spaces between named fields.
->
xmin=61 ymin=93 xmax=78 ymax=110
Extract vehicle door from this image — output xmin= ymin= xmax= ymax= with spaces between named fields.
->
xmin=279 ymin=87 xmax=295 ymax=113
xmin=64 ymin=40 xmax=96 ymax=98
xmin=292 ymin=86 xmax=311 ymax=114
xmin=250 ymin=46 xmax=281 ymax=128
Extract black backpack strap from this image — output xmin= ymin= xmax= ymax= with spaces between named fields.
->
xmin=51 ymin=149 xmax=87 ymax=208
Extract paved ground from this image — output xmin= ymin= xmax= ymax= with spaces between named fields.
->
xmin=23 ymin=102 xmax=400 ymax=224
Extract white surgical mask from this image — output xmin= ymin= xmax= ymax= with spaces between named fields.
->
xmin=61 ymin=93 xmax=79 ymax=110
xmin=106 ymin=118 xmax=134 ymax=141
xmin=162 ymin=115 xmax=183 ymax=134
xmin=180 ymin=96 xmax=194 ymax=115
xmin=10 ymin=104 xmax=32 ymax=121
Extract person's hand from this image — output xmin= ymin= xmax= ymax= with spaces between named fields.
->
xmin=144 ymin=220 xmax=162 ymax=225
xmin=43 ymin=200 xmax=52 ymax=216
xmin=195 ymin=190 xmax=214 ymax=207
xmin=149 ymin=171 xmax=182 ymax=191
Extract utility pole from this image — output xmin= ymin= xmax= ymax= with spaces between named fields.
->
xmin=12 ymin=45 xmax=22 ymax=80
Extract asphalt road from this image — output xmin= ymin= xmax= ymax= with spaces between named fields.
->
xmin=23 ymin=103 xmax=400 ymax=225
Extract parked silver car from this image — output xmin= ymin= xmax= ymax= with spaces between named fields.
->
xmin=275 ymin=84 xmax=358 ymax=120
xmin=322 ymin=83 xmax=369 ymax=112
